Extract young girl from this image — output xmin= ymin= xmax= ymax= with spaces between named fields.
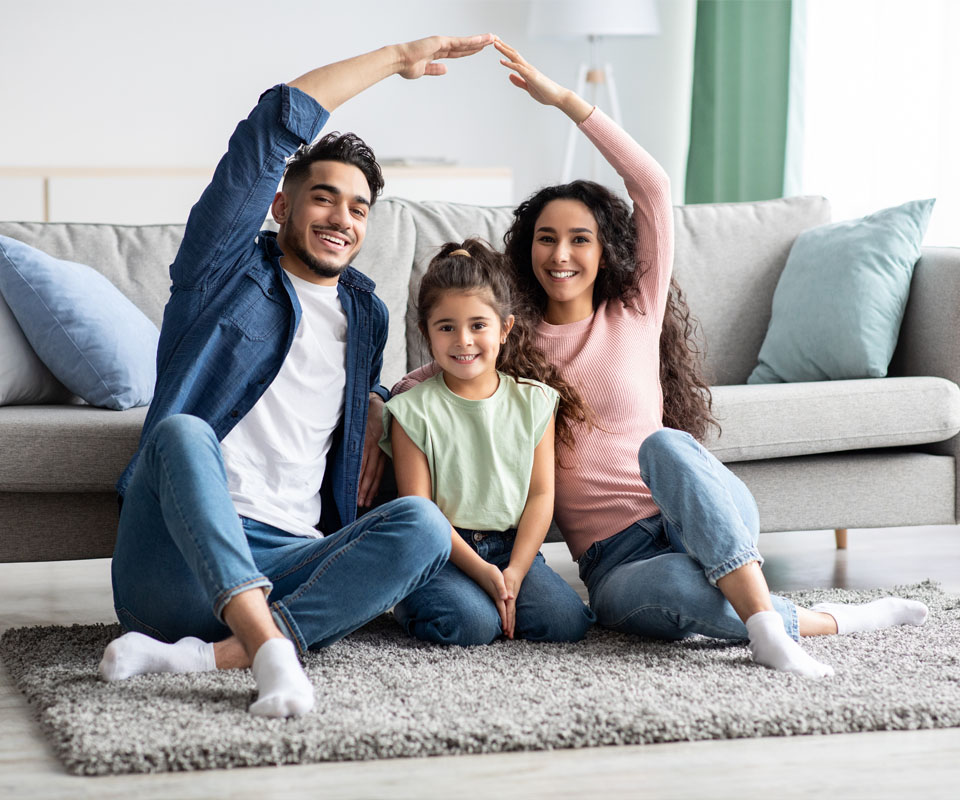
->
xmin=380 ymin=239 xmax=595 ymax=645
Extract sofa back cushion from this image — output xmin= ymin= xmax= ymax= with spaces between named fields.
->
xmin=0 ymin=222 xmax=182 ymax=330
xmin=0 ymin=195 xmax=832 ymax=391
xmin=672 ymin=195 xmax=831 ymax=385
xmin=368 ymin=195 xmax=832 ymax=386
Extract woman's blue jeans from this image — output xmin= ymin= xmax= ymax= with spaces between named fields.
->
xmin=394 ymin=528 xmax=596 ymax=645
xmin=111 ymin=414 xmax=452 ymax=655
xmin=578 ymin=428 xmax=799 ymax=642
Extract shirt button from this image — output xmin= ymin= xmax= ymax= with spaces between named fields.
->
xmin=267 ymin=287 xmax=275 ymax=295
xmin=231 ymin=410 xmax=239 ymax=418
xmin=259 ymin=378 xmax=266 ymax=385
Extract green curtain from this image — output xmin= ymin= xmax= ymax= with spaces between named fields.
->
xmin=685 ymin=0 xmax=793 ymax=204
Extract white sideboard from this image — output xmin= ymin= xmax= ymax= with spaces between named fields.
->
xmin=0 ymin=166 xmax=514 ymax=225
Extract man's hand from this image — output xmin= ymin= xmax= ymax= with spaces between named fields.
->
xmin=289 ymin=34 xmax=495 ymax=112
xmin=395 ymin=34 xmax=496 ymax=80
xmin=358 ymin=392 xmax=387 ymax=507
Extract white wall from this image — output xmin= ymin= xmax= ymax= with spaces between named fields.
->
xmin=794 ymin=0 xmax=958 ymax=246
xmin=0 ymin=0 xmax=695 ymax=216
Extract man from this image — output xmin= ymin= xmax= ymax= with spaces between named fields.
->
xmin=98 ymin=34 xmax=495 ymax=718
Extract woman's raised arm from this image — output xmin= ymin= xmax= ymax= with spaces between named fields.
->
xmin=497 ymin=38 xmax=672 ymax=318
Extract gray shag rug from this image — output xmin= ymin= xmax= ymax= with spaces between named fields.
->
xmin=3 ymin=581 xmax=960 ymax=775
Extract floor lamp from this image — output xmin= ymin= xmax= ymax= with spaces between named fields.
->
xmin=528 ymin=0 xmax=660 ymax=182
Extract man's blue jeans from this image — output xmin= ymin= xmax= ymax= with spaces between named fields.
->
xmin=578 ymin=428 xmax=799 ymax=642
xmin=111 ymin=414 xmax=451 ymax=655
xmin=394 ymin=528 xmax=596 ymax=645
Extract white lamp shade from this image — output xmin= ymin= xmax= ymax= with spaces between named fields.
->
xmin=528 ymin=0 xmax=660 ymax=39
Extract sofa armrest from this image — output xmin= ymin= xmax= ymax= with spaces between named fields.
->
xmin=892 ymin=247 xmax=960 ymax=382
xmin=890 ymin=246 xmax=960 ymax=522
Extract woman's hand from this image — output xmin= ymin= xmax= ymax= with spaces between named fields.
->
xmin=495 ymin=38 xmax=593 ymax=124
xmin=494 ymin=38 xmax=567 ymax=106
xmin=395 ymin=34 xmax=495 ymax=80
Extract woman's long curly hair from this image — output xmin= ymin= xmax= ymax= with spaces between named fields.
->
xmin=417 ymin=239 xmax=592 ymax=452
xmin=504 ymin=181 xmax=717 ymax=441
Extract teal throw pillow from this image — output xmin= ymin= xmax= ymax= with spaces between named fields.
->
xmin=0 ymin=235 xmax=160 ymax=410
xmin=748 ymin=199 xmax=935 ymax=384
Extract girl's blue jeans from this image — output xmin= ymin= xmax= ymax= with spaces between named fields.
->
xmin=394 ymin=527 xmax=596 ymax=645
xmin=578 ymin=428 xmax=799 ymax=642
xmin=111 ymin=414 xmax=452 ymax=656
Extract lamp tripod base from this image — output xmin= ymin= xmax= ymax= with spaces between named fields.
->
xmin=561 ymin=62 xmax=623 ymax=183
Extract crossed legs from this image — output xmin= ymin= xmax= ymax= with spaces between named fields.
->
xmin=584 ymin=428 xmax=928 ymax=678
xmin=103 ymin=414 xmax=450 ymax=716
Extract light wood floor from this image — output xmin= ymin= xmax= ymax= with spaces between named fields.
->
xmin=3 ymin=526 xmax=960 ymax=799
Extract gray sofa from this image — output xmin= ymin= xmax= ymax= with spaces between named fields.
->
xmin=2 ymin=195 xmax=959 ymax=563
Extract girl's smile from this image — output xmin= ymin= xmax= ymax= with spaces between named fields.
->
xmin=426 ymin=290 xmax=514 ymax=400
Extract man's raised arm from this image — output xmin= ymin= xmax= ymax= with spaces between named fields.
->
xmin=170 ymin=35 xmax=493 ymax=292
xmin=288 ymin=34 xmax=495 ymax=110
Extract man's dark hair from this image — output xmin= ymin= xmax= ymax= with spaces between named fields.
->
xmin=283 ymin=131 xmax=384 ymax=203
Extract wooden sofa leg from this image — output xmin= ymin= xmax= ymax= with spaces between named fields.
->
xmin=834 ymin=528 xmax=848 ymax=549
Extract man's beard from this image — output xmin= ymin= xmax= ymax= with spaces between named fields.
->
xmin=284 ymin=217 xmax=355 ymax=279
xmin=289 ymin=238 xmax=345 ymax=280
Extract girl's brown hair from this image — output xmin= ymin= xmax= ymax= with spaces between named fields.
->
xmin=417 ymin=238 xmax=591 ymax=451
xmin=504 ymin=181 xmax=717 ymax=441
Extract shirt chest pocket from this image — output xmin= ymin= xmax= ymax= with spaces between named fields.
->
xmin=223 ymin=274 xmax=290 ymax=341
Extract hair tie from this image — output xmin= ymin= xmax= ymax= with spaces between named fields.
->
xmin=448 ymin=249 xmax=471 ymax=257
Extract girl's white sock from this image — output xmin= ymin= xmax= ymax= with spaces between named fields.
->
xmin=248 ymin=637 xmax=315 ymax=718
xmin=811 ymin=597 xmax=929 ymax=635
xmin=745 ymin=610 xmax=834 ymax=678
xmin=99 ymin=631 xmax=216 ymax=681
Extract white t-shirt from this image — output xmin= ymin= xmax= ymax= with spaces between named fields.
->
xmin=220 ymin=269 xmax=347 ymax=537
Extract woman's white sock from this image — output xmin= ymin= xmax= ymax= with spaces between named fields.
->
xmin=745 ymin=610 xmax=834 ymax=678
xmin=248 ymin=637 xmax=315 ymax=718
xmin=810 ymin=597 xmax=929 ymax=634
xmin=99 ymin=631 xmax=216 ymax=681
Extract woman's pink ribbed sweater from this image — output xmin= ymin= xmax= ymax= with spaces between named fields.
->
xmin=537 ymin=108 xmax=674 ymax=560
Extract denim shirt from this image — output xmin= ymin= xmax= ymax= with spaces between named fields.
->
xmin=117 ymin=84 xmax=389 ymax=533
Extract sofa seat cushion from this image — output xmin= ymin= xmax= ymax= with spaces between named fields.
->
xmin=0 ymin=405 xmax=147 ymax=491
xmin=705 ymin=377 xmax=960 ymax=462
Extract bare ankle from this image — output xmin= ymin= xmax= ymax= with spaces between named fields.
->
xmin=214 ymin=636 xmax=251 ymax=669
xmin=797 ymin=607 xmax=839 ymax=637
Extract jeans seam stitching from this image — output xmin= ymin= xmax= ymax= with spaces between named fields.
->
xmin=706 ymin=549 xmax=763 ymax=585
xmin=154 ymin=438 xmax=221 ymax=595
xmin=154 ymin=434 xmax=269 ymax=619
xmin=604 ymin=603 xmax=746 ymax=640
xmin=269 ymin=510 xmax=390 ymax=583
xmin=115 ymin=606 xmax=169 ymax=641
xmin=271 ymin=602 xmax=306 ymax=656
xmin=281 ymin=511 xmax=390 ymax=608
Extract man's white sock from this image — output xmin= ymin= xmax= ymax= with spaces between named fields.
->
xmin=99 ymin=631 xmax=216 ymax=681
xmin=248 ymin=637 xmax=315 ymax=718
xmin=745 ymin=610 xmax=834 ymax=678
xmin=811 ymin=597 xmax=929 ymax=635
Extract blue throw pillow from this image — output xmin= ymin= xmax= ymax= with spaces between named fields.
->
xmin=0 ymin=235 xmax=160 ymax=410
xmin=748 ymin=199 xmax=935 ymax=384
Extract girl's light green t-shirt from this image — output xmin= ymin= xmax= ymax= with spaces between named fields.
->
xmin=380 ymin=372 xmax=558 ymax=531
